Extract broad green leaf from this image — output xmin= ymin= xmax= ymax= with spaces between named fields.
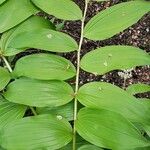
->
xmin=32 ymin=0 xmax=82 ymax=20
xmin=76 ymin=108 xmax=149 ymax=150
xmin=13 ymin=53 xmax=76 ymax=80
xmin=60 ymin=134 xmax=89 ymax=150
xmin=77 ymin=82 xmax=150 ymax=124
xmin=78 ymin=144 xmax=103 ymax=150
xmin=0 ymin=146 xmax=5 ymax=150
xmin=135 ymin=146 xmax=150 ymax=150
xmin=0 ymin=0 xmax=38 ymax=33
xmin=139 ymin=100 xmax=150 ymax=137
xmin=37 ymin=102 xmax=74 ymax=121
xmin=0 ymin=95 xmax=5 ymax=102
xmin=0 ymin=114 xmax=72 ymax=150
xmin=126 ymin=83 xmax=150 ymax=95
xmin=0 ymin=101 xmax=27 ymax=130
xmin=3 ymin=78 xmax=74 ymax=107
xmin=84 ymin=1 xmax=150 ymax=40
xmin=6 ymin=28 xmax=78 ymax=53
xmin=81 ymin=46 xmax=150 ymax=75
xmin=0 ymin=67 xmax=10 ymax=91
xmin=0 ymin=0 xmax=6 ymax=5
xmin=1 ymin=16 xmax=55 ymax=56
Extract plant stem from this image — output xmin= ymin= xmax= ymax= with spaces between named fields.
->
xmin=73 ymin=1 xmax=88 ymax=150
xmin=29 ymin=106 xmax=38 ymax=116
xmin=1 ymin=56 xmax=13 ymax=72
xmin=1 ymin=55 xmax=37 ymax=116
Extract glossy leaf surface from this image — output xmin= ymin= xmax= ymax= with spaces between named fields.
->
xmin=1 ymin=16 xmax=55 ymax=56
xmin=84 ymin=1 xmax=150 ymax=40
xmin=76 ymin=108 xmax=149 ymax=149
xmin=81 ymin=46 xmax=150 ymax=75
xmin=0 ymin=0 xmax=6 ymax=5
xmin=6 ymin=29 xmax=78 ymax=53
xmin=0 ymin=0 xmax=38 ymax=33
xmin=0 ymin=100 xmax=26 ymax=129
xmin=37 ymin=102 xmax=74 ymax=121
xmin=0 ymin=115 xmax=72 ymax=150
xmin=77 ymin=82 xmax=150 ymax=124
xmin=32 ymin=0 xmax=82 ymax=20
xmin=126 ymin=83 xmax=150 ymax=95
xmin=0 ymin=67 xmax=10 ymax=91
xmin=78 ymin=144 xmax=103 ymax=150
xmin=13 ymin=53 xmax=76 ymax=80
xmin=3 ymin=78 xmax=74 ymax=107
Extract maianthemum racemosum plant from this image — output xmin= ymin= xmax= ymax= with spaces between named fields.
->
xmin=0 ymin=0 xmax=150 ymax=149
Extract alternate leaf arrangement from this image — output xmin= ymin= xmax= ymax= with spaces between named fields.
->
xmin=0 ymin=0 xmax=150 ymax=149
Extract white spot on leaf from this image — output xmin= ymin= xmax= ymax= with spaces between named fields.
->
xmin=103 ymin=61 xmax=108 ymax=67
xmin=47 ymin=34 xmax=52 ymax=39
xmin=57 ymin=115 xmax=63 ymax=120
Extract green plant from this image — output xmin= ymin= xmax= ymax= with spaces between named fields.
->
xmin=0 ymin=0 xmax=150 ymax=149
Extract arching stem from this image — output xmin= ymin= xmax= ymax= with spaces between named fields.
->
xmin=73 ymin=1 xmax=89 ymax=150
xmin=1 ymin=55 xmax=37 ymax=116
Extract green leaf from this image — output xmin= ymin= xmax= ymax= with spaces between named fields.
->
xmin=0 ymin=95 xmax=5 ymax=102
xmin=80 ymin=46 xmax=150 ymax=75
xmin=126 ymin=83 xmax=150 ymax=95
xmin=0 ymin=101 xmax=27 ymax=130
xmin=0 ymin=0 xmax=6 ymax=5
xmin=13 ymin=53 xmax=76 ymax=80
xmin=0 ymin=67 xmax=10 ymax=91
xmin=77 ymin=82 xmax=150 ymax=124
xmin=78 ymin=144 xmax=103 ymax=150
xmin=37 ymin=102 xmax=74 ymax=121
xmin=0 ymin=0 xmax=38 ymax=33
xmin=0 ymin=114 xmax=72 ymax=150
xmin=6 ymin=28 xmax=78 ymax=53
xmin=135 ymin=146 xmax=150 ymax=150
xmin=3 ymin=78 xmax=74 ymax=107
xmin=76 ymin=108 xmax=149 ymax=150
xmin=1 ymin=16 xmax=55 ymax=56
xmin=84 ymin=1 xmax=150 ymax=40
xmin=60 ymin=134 xmax=89 ymax=150
xmin=31 ymin=0 xmax=82 ymax=20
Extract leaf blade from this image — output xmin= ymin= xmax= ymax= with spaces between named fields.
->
xmin=13 ymin=53 xmax=76 ymax=80
xmin=0 ymin=67 xmax=10 ymax=91
xmin=0 ymin=114 xmax=72 ymax=150
xmin=0 ymin=0 xmax=38 ymax=33
xmin=0 ymin=100 xmax=27 ymax=130
xmin=32 ymin=0 xmax=82 ymax=20
xmin=77 ymin=82 xmax=150 ymax=124
xmin=126 ymin=83 xmax=150 ymax=95
xmin=80 ymin=46 xmax=150 ymax=75
xmin=76 ymin=108 xmax=149 ymax=149
xmin=6 ymin=29 xmax=78 ymax=53
xmin=84 ymin=1 xmax=150 ymax=40
xmin=3 ymin=78 xmax=74 ymax=107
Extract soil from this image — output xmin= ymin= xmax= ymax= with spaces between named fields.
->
xmin=12 ymin=0 xmax=150 ymax=99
